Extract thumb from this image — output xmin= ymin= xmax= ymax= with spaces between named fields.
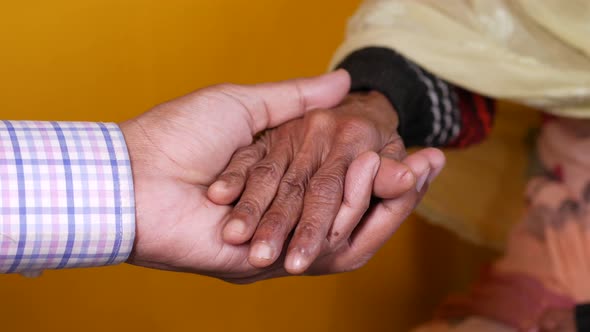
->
xmin=373 ymin=148 xmax=446 ymax=198
xmin=234 ymin=69 xmax=351 ymax=134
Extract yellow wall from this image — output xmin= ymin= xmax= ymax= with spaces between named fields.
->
xmin=0 ymin=1 xmax=496 ymax=331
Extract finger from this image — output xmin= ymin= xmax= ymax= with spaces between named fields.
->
xmin=351 ymin=151 xmax=432 ymax=249
xmin=332 ymin=148 xmax=444 ymax=271
xmin=421 ymin=147 xmax=446 ymax=184
xmin=238 ymin=70 xmax=351 ymax=135
xmin=377 ymin=147 xmax=444 ymax=198
xmin=207 ymin=140 xmax=266 ymax=205
xmin=372 ymin=157 xmax=415 ymax=199
xmin=223 ymin=140 xmax=293 ymax=245
xmin=379 ymin=135 xmax=406 ymax=161
xmin=327 ymin=151 xmax=381 ymax=251
xmin=372 ymin=139 xmax=415 ymax=199
xmin=247 ymin=142 xmax=323 ymax=267
xmin=283 ymin=153 xmax=351 ymax=274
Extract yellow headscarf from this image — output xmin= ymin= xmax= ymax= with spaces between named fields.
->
xmin=331 ymin=0 xmax=590 ymax=249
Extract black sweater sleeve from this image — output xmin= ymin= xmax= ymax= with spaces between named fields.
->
xmin=336 ymin=47 xmax=495 ymax=148
xmin=577 ymin=304 xmax=590 ymax=332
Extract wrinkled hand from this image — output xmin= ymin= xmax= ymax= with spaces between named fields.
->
xmin=208 ymin=91 xmax=444 ymax=274
xmin=120 ymin=71 xmax=354 ymax=283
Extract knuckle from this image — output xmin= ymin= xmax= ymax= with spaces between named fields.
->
xmin=278 ymin=174 xmax=308 ymax=200
xmin=309 ymin=173 xmax=344 ymax=199
xmin=259 ymin=212 xmax=289 ymax=236
xmin=220 ymin=170 xmax=244 ymax=182
xmin=296 ymin=221 xmax=322 ymax=241
xmin=249 ymin=161 xmax=281 ymax=179
xmin=333 ymin=118 xmax=381 ymax=149
xmin=381 ymin=136 xmax=406 ymax=160
xmin=235 ymin=145 xmax=263 ymax=161
xmin=307 ymin=111 xmax=336 ymax=130
xmin=235 ymin=199 xmax=261 ymax=217
xmin=340 ymin=117 xmax=375 ymax=136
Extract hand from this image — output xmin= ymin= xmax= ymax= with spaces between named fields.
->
xmin=120 ymin=71 xmax=352 ymax=282
xmin=208 ymin=91 xmax=443 ymax=274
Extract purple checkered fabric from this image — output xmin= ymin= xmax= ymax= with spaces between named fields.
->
xmin=0 ymin=121 xmax=135 ymax=274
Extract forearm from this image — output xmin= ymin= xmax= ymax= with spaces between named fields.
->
xmin=0 ymin=121 xmax=135 ymax=275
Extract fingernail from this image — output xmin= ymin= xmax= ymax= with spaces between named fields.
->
xmin=251 ymin=242 xmax=274 ymax=261
xmin=226 ymin=219 xmax=247 ymax=236
xmin=416 ymin=170 xmax=430 ymax=192
xmin=288 ymin=253 xmax=305 ymax=273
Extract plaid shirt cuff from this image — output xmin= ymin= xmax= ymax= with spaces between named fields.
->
xmin=0 ymin=121 xmax=135 ymax=274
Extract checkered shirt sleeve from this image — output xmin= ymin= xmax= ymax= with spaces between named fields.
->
xmin=0 ymin=121 xmax=135 ymax=274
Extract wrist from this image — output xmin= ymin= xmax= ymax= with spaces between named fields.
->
xmin=337 ymin=47 xmax=451 ymax=147
xmin=118 ymin=120 xmax=144 ymax=263
xmin=345 ymin=90 xmax=399 ymax=128
xmin=348 ymin=90 xmax=396 ymax=112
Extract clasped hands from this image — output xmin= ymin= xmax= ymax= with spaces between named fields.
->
xmin=120 ymin=70 xmax=444 ymax=283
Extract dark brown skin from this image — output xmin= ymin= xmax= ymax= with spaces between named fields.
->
xmin=208 ymin=91 xmax=432 ymax=274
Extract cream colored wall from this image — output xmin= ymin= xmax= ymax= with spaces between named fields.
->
xmin=0 ymin=1 xmax=496 ymax=331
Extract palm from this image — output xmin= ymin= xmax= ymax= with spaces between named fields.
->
xmin=137 ymin=179 xmax=254 ymax=276
xmin=125 ymin=104 xmax=278 ymax=280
